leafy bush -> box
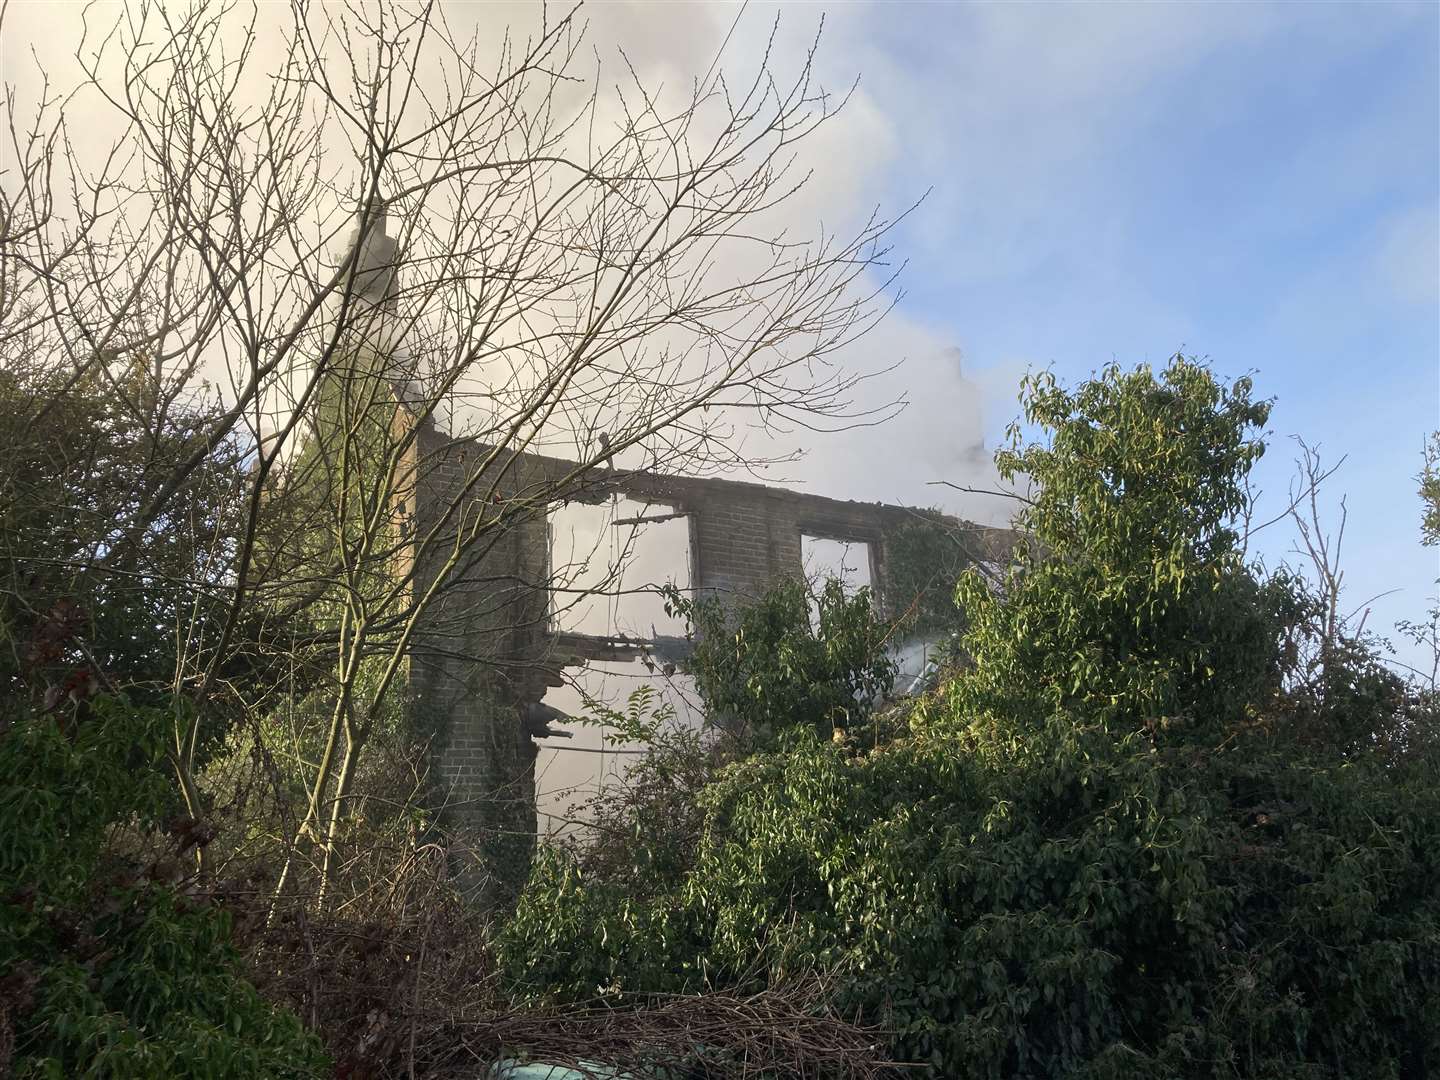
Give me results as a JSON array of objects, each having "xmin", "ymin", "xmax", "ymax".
[
  {"xmin": 560, "ymin": 686, "xmax": 724, "ymax": 895},
  {"xmin": 664, "ymin": 577, "xmax": 896, "ymax": 743},
  {"xmin": 0, "ymin": 363, "xmax": 243, "ymax": 716},
  {"xmin": 0, "ymin": 693, "xmax": 328, "ymax": 1079},
  {"xmin": 1421, "ymin": 432, "xmax": 1439, "ymax": 548},
  {"xmin": 500, "ymin": 358, "xmax": 1440, "ymax": 1078}
]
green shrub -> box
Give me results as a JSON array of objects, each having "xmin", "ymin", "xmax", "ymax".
[
  {"xmin": 0, "ymin": 695, "xmax": 328, "ymax": 1079},
  {"xmin": 664, "ymin": 576, "xmax": 896, "ymax": 743},
  {"xmin": 500, "ymin": 359, "xmax": 1440, "ymax": 1078}
]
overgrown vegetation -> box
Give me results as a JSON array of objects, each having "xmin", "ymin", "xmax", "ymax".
[
  {"xmin": 1422, "ymin": 431, "xmax": 1440, "ymax": 548},
  {"xmin": 7, "ymin": 337, "xmax": 1436, "ymax": 1078},
  {"xmin": 6, "ymin": 343, "xmax": 1437, "ymax": 1078},
  {"xmin": 0, "ymin": 362, "xmax": 243, "ymax": 712},
  {"xmin": 883, "ymin": 512, "xmax": 977, "ymax": 637},
  {"xmin": 665, "ymin": 577, "xmax": 897, "ymax": 743},
  {"xmin": 501, "ymin": 358, "xmax": 1440, "ymax": 1078},
  {"xmin": 0, "ymin": 683, "xmax": 328, "ymax": 1078}
]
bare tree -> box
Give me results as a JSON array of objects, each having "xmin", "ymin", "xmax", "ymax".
[{"xmin": 0, "ymin": 0, "xmax": 903, "ymax": 901}]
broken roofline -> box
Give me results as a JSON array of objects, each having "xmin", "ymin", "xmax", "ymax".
[{"xmin": 410, "ymin": 420, "xmax": 1017, "ymax": 566}]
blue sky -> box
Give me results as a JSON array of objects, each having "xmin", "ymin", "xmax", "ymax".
[{"xmin": 792, "ymin": 1, "xmax": 1438, "ymax": 658}]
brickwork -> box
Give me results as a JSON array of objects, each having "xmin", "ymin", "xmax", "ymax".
[
  {"xmin": 397, "ymin": 415, "xmax": 1015, "ymax": 903},
  {"xmin": 333, "ymin": 213, "xmax": 1015, "ymax": 902},
  {"xmin": 404, "ymin": 426, "xmax": 551, "ymax": 906},
  {"xmin": 608, "ymin": 468, "xmax": 1013, "ymax": 617}
]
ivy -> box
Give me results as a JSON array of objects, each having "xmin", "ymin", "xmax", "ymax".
[
  {"xmin": 663, "ymin": 577, "xmax": 896, "ymax": 744},
  {"xmin": 0, "ymin": 697, "xmax": 328, "ymax": 1079},
  {"xmin": 501, "ymin": 358, "xmax": 1439, "ymax": 1078}
]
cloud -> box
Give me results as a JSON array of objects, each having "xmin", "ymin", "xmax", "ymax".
[
  {"xmin": 1, "ymin": 0, "xmax": 1009, "ymax": 518},
  {"xmin": 1375, "ymin": 202, "xmax": 1440, "ymax": 309}
]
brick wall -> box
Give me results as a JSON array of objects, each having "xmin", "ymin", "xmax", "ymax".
[
  {"xmin": 400, "ymin": 419, "xmax": 1017, "ymax": 903},
  {"xmin": 405, "ymin": 425, "xmax": 551, "ymax": 906}
]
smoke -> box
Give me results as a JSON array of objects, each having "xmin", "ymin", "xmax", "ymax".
[
  {"xmin": 443, "ymin": 2, "xmax": 1023, "ymax": 829},
  {"xmin": 2, "ymin": 0, "xmax": 1023, "ymax": 830}
]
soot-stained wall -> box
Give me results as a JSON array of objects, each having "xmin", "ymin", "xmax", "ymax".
[{"xmin": 403, "ymin": 419, "xmax": 1014, "ymax": 903}]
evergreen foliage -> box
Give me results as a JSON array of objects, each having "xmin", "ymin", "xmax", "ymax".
[
  {"xmin": 500, "ymin": 358, "xmax": 1440, "ymax": 1078},
  {"xmin": 1422, "ymin": 432, "xmax": 1439, "ymax": 548},
  {"xmin": 952, "ymin": 361, "xmax": 1289, "ymax": 740},
  {"xmin": 0, "ymin": 693, "xmax": 328, "ymax": 1078},
  {"xmin": 0, "ymin": 363, "xmax": 242, "ymax": 712},
  {"xmin": 883, "ymin": 513, "xmax": 976, "ymax": 636},
  {"xmin": 663, "ymin": 577, "xmax": 896, "ymax": 742}
]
